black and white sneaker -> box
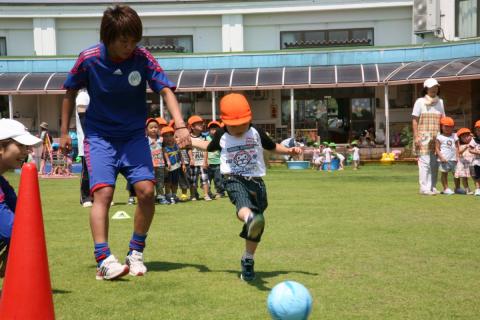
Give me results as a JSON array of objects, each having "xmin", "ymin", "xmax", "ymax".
[{"xmin": 240, "ymin": 258, "xmax": 255, "ymax": 281}]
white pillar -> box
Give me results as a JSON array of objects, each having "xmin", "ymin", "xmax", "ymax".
[
  {"xmin": 384, "ymin": 84, "xmax": 390, "ymax": 153},
  {"xmin": 290, "ymin": 88, "xmax": 295, "ymax": 139},
  {"xmin": 33, "ymin": 18, "xmax": 57, "ymax": 55},
  {"xmin": 211, "ymin": 92, "xmax": 216, "ymax": 120},
  {"xmin": 37, "ymin": 95, "xmax": 41, "ymax": 128},
  {"xmin": 222, "ymin": 14, "xmax": 244, "ymax": 52},
  {"xmin": 8, "ymin": 95, "xmax": 13, "ymax": 119},
  {"xmin": 160, "ymin": 94, "xmax": 164, "ymax": 118}
]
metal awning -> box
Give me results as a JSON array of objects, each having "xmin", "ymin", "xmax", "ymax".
[{"xmin": 1, "ymin": 57, "xmax": 479, "ymax": 94}]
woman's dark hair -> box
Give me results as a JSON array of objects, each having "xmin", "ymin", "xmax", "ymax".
[
  {"xmin": 100, "ymin": 5, "xmax": 142, "ymax": 46},
  {"xmin": 420, "ymin": 86, "xmax": 441, "ymax": 97}
]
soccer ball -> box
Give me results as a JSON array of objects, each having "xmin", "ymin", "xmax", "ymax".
[{"xmin": 267, "ymin": 281, "xmax": 313, "ymax": 320}]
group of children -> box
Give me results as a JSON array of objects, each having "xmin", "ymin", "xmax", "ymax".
[
  {"xmin": 435, "ymin": 117, "xmax": 480, "ymax": 195},
  {"xmin": 311, "ymin": 141, "xmax": 361, "ymax": 171},
  {"xmin": 139, "ymin": 115, "xmax": 226, "ymax": 205}
]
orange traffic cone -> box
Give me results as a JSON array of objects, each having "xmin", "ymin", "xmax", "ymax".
[{"xmin": 0, "ymin": 163, "xmax": 55, "ymax": 319}]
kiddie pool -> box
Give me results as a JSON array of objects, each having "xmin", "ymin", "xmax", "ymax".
[{"xmin": 286, "ymin": 161, "xmax": 310, "ymax": 170}]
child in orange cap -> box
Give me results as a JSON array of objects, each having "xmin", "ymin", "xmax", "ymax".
[
  {"xmin": 187, "ymin": 115, "xmax": 211, "ymax": 201},
  {"xmin": 146, "ymin": 118, "xmax": 169, "ymax": 205},
  {"xmin": 468, "ymin": 120, "xmax": 480, "ymax": 196},
  {"xmin": 206, "ymin": 121, "xmax": 225, "ymax": 198},
  {"xmin": 435, "ymin": 117, "xmax": 458, "ymax": 195},
  {"xmin": 191, "ymin": 93, "xmax": 302, "ymax": 282},
  {"xmin": 455, "ymin": 127, "xmax": 474, "ymax": 194},
  {"xmin": 162, "ymin": 126, "xmax": 185, "ymax": 203}
]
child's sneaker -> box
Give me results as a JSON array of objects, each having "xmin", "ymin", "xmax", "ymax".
[
  {"xmin": 125, "ymin": 250, "xmax": 147, "ymax": 276},
  {"xmin": 465, "ymin": 188, "xmax": 474, "ymax": 195},
  {"xmin": 240, "ymin": 258, "xmax": 255, "ymax": 281},
  {"xmin": 160, "ymin": 198, "xmax": 171, "ymax": 205},
  {"xmin": 454, "ymin": 188, "xmax": 466, "ymax": 195},
  {"xmin": 204, "ymin": 195, "xmax": 212, "ymax": 201},
  {"xmin": 179, "ymin": 194, "xmax": 190, "ymax": 202},
  {"xmin": 214, "ymin": 193, "xmax": 225, "ymax": 199},
  {"xmin": 442, "ymin": 188, "xmax": 454, "ymax": 195},
  {"xmin": 475, "ymin": 189, "xmax": 480, "ymax": 196},
  {"xmin": 169, "ymin": 196, "xmax": 176, "ymax": 204},
  {"xmin": 246, "ymin": 213, "xmax": 265, "ymax": 239},
  {"xmin": 82, "ymin": 201, "xmax": 93, "ymax": 208},
  {"xmin": 127, "ymin": 197, "xmax": 136, "ymax": 205},
  {"xmin": 96, "ymin": 255, "xmax": 129, "ymax": 280},
  {"xmin": 190, "ymin": 195, "xmax": 198, "ymax": 201}
]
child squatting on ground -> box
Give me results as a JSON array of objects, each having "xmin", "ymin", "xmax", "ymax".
[
  {"xmin": 191, "ymin": 93, "xmax": 302, "ymax": 281},
  {"xmin": 0, "ymin": 119, "xmax": 42, "ymax": 279},
  {"xmin": 60, "ymin": 5, "xmax": 190, "ymax": 280}
]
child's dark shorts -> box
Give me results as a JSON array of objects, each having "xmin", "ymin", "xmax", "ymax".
[
  {"xmin": 472, "ymin": 165, "xmax": 480, "ymax": 180},
  {"xmin": 224, "ymin": 175, "xmax": 268, "ymax": 242}
]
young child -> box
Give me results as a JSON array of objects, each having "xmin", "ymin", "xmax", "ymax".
[
  {"xmin": 191, "ymin": 93, "xmax": 302, "ymax": 282},
  {"xmin": 163, "ymin": 126, "xmax": 185, "ymax": 204},
  {"xmin": 146, "ymin": 118, "xmax": 169, "ymax": 205},
  {"xmin": 60, "ymin": 5, "xmax": 190, "ymax": 280},
  {"xmin": 469, "ymin": 120, "xmax": 480, "ymax": 196},
  {"xmin": 330, "ymin": 143, "xmax": 345, "ymax": 170},
  {"xmin": 350, "ymin": 140, "xmax": 360, "ymax": 170},
  {"xmin": 0, "ymin": 119, "xmax": 42, "ymax": 278},
  {"xmin": 187, "ymin": 115, "xmax": 211, "ymax": 201},
  {"xmin": 38, "ymin": 122, "xmax": 52, "ymax": 175},
  {"xmin": 455, "ymin": 128, "xmax": 474, "ymax": 195},
  {"xmin": 435, "ymin": 117, "xmax": 458, "ymax": 195},
  {"xmin": 311, "ymin": 142, "xmax": 323, "ymax": 170},
  {"xmin": 323, "ymin": 142, "xmax": 332, "ymax": 172},
  {"xmin": 206, "ymin": 120, "xmax": 225, "ymax": 198}
]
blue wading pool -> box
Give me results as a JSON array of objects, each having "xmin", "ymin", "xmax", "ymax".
[{"xmin": 286, "ymin": 161, "xmax": 310, "ymax": 169}]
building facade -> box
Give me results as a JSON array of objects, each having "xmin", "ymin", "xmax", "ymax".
[{"xmin": 0, "ymin": 0, "xmax": 479, "ymax": 148}]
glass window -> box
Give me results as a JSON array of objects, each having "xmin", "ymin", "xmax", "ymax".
[
  {"xmin": 281, "ymin": 28, "xmax": 373, "ymax": 49},
  {"xmin": 352, "ymin": 29, "xmax": 373, "ymax": 42},
  {"xmin": 456, "ymin": 0, "xmax": 479, "ymax": 38},
  {"xmin": 328, "ymin": 30, "xmax": 348, "ymax": 42},
  {"xmin": 140, "ymin": 35, "xmax": 193, "ymax": 53},
  {"xmin": 0, "ymin": 37, "xmax": 6, "ymax": 56}
]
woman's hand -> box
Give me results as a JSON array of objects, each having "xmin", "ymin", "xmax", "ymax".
[{"xmin": 175, "ymin": 127, "xmax": 191, "ymax": 148}]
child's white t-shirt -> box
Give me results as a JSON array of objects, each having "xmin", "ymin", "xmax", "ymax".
[
  {"xmin": 324, "ymin": 147, "xmax": 332, "ymax": 162},
  {"xmin": 352, "ymin": 147, "xmax": 360, "ymax": 161},
  {"xmin": 436, "ymin": 134, "xmax": 458, "ymax": 162},
  {"xmin": 469, "ymin": 138, "xmax": 480, "ymax": 166}
]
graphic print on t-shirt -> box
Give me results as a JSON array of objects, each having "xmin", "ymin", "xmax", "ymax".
[{"xmin": 225, "ymin": 137, "xmax": 258, "ymax": 175}]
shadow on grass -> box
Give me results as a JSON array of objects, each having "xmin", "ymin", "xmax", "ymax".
[
  {"xmin": 145, "ymin": 261, "xmax": 211, "ymax": 273},
  {"xmin": 52, "ymin": 289, "xmax": 72, "ymax": 294},
  {"xmin": 218, "ymin": 269, "xmax": 318, "ymax": 291}
]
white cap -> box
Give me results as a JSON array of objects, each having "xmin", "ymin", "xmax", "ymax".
[
  {"xmin": 423, "ymin": 78, "xmax": 439, "ymax": 88},
  {"xmin": 0, "ymin": 119, "xmax": 42, "ymax": 146}
]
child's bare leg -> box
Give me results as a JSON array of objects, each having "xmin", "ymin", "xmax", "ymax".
[
  {"xmin": 245, "ymin": 240, "xmax": 258, "ymax": 256},
  {"xmin": 132, "ymin": 181, "xmax": 155, "ymax": 235},
  {"xmin": 441, "ymin": 172, "xmax": 448, "ymax": 190},
  {"xmin": 202, "ymin": 183, "xmax": 210, "ymax": 198},
  {"xmin": 90, "ymin": 186, "xmax": 114, "ymax": 243},
  {"xmin": 453, "ymin": 177, "xmax": 460, "ymax": 190}
]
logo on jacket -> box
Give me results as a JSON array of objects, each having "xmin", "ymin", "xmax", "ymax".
[{"xmin": 128, "ymin": 71, "xmax": 141, "ymax": 86}]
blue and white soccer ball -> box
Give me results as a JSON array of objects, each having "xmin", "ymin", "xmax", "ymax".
[{"xmin": 267, "ymin": 281, "xmax": 313, "ymax": 320}]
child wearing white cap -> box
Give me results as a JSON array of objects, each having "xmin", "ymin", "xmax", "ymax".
[{"xmin": 0, "ymin": 119, "xmax": 41, "ymax": 277}]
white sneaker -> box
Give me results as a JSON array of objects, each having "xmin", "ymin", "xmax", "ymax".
[
  {"xmin": 475, "ymin": 189, "xmax": 480, "ymax": 196},
  {"xmin": 125, "ymin": 250, "xmax": 147, "ymax": 276},
  {"xmin": 442, "ymin": 188, "xmax": 455, "ymax": 195},
  {"xmin": 82, "ymin": 201, "xmax": 93, "ymax": 208},
  {"xmin": 96, "ymin": 255, "xmax": 129, "ymax": 280},
  {"xmin": 420, "ymin": 190, "xmax": 436, "ymax": 196},
  {"xmin": 432, "ymin": 188, "xmax": 441, "ymax": 195}
]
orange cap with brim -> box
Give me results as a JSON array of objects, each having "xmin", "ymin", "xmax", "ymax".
[
  {"xmin": 220, "ymin": 93, "xmax": 252, "ymax": 126},
  {"xmin": 440, "ymin": 116, "xmax": 454, "ymax": 127},
  {"xmin": 208, "ymin": 120, "xmax": 222, "ymax": 128},
  {"xmin": 475, "ymin": 120, "xmax": 480, "ymax": 128},
  {"xmin": 188, "ymin": 115, "xmax": 204, "ymax": 126},
  {"xmin": 155, "ymin": 117, "xmax": 167, "ymax": 126},
  {"xmin": 160, "ymin": 126, "xmax": 174, "ymax": 136},
  {"xmin": 145, "ymin": 118, "xmax": 159, "ymax": 126},
  {"xmin": 456, "ymin": 128, "xmax": 471, "ymax": 137}
]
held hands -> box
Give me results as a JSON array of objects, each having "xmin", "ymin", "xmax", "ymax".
[
  {"xmin": 288, "ymin": 147, "xmax": 303, "ymax": 156},
  {"xmin": 175, "ymin": 127, "xmax": 191, "ymax": 148},
  {"xmin": 60, "ymin": 133, "xmax": 72, "ymax": 155}
]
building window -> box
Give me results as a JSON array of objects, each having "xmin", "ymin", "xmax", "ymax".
[
  {"xmin": 0, "ymin": 37, "xmax": 6, "ymax": 56},
  {"xmin": 281, "ymin": 28, "xmax": 373, "ymax": 49},
  {"xmin": 456, "ymin": 0, "xmax": 480, "ymax": 38},
  {"xmin": 140, "ymin": 35, "xmax": 193, "ymax": 53}
]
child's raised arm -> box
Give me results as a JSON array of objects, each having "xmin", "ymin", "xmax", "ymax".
[{"xmin": 274, "ymin": 143, "xmax": 303, "ymax": 157}]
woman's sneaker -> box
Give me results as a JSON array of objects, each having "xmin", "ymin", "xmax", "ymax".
[
  {"xmin": 240, "ymin": 258, "xmax": 255, "ymax": 281},
  {"xmin": 96, "ymin": 255, "xmax": 129, "ymax": 280},
  {"xmin": 127, "ymin": 197, "xmax": 136, "ymax": 205},
  {"xmin": 125, "ymin": 250, "xmax": 147, "ymax": 276},
  {"xmin": 442, "ymin": 188, "xmax": 455, "ymax": 195}
]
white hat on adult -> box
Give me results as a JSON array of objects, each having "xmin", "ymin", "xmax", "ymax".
[
  {"xmin": 0, "ymin": 118, "xmax": 42, "ymax": 146},
  {"xmin": 423, "ymin": 78, "xmax": 439, "ymax": 88}
]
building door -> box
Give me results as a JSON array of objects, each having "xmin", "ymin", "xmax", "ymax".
[{"xmin": 350, "ymin": 98, "xmax": 375, "ymax": 142}]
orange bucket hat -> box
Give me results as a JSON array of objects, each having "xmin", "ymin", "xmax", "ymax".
[
  {"xmin": 155, "ymin": 117, "xmax": 167, "ymax": 126},
  {"xmin": 440, "ymin": 116, "xmax": 454, "ymax": 127},
  {"xmin": 145, "ymin": 118, "xmax": 159, "ymax": 126},
  {"xmin": 456, "ymin": 128, "xmax": 471, "ymax": 137},
  {"xmin": 160, "ymin": 126, "xmax": 174, "ymax": 136},
  {"xmin": 188, "ymin": 115, "xmax": 204, "ymax": 126},
  {"xmin": 220, "ymin": 93, "xmax": 252, "ymax": 126},
  {"xmin": 207, "ymin": 120, "xmax": 222, "ymax": 128},
  {"xmin": 475, "ymin": 120, "xmax": 480, "ymax": 128}
]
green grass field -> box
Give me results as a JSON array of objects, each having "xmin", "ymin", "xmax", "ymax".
[{"xmin": 1, "ymin": 164, "xmax": 480, "ymax": 319}]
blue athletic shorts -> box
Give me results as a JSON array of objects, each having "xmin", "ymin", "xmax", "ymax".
[{"xmin": 84, "ymin": 134, "xmax": 154, "ymax": 193}]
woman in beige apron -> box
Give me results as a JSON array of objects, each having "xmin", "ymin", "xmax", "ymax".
[{"xmin": 412, "ymin": 78, "xmax": 445, "ymax": 195}]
